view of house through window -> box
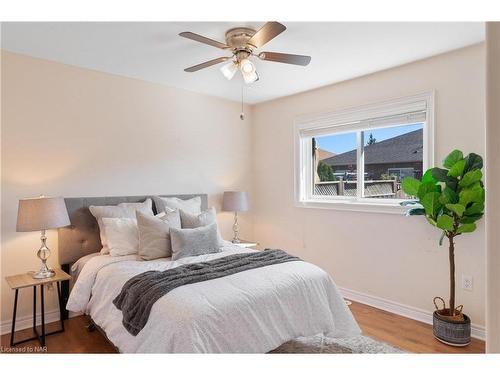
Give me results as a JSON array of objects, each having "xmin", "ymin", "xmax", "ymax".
[
  {"xmin": 313, "ymin": 131, "xmax": 358, "ymax": 197},
  {"xmin": 313, "ymin": 123, "xmax": 424, "ymax": 200}
]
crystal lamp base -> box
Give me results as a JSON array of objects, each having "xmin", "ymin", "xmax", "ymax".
[
  {"xmin": 31, "ymin": 229, "xmax": 56, "ymax": 279},
  {"xmin": 32, "ymin": 268, "xmax": 56, "ymax": 279}
]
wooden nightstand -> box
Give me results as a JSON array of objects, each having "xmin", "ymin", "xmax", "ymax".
[
  {"xmin": 5, "ymin": 269, "xmax": 71, "ymax": 347},
  {"xmin": 232, "ymin": 240, "xmax": 259, "ymax": 249}
]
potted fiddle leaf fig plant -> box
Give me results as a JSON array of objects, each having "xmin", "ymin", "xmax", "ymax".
[{"xmin": 400, "ymin": 150, "xmax": 484, "ymax": 346}]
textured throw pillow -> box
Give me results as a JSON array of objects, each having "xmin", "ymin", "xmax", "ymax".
[
  {"xmin": 153, "ymin": 196, "xmax": 201, "ymax": 215},
  {"xmin": 102, "ymin": 218, "xmax": 139, "ymax": 256},
  {"xmin": 180, "ymin": 207, "xmax": 224, "ymax": 245},
  {"xmin": 179, "ymin": 207, "xmax": 216, "ymax": 228},
  {"xmin": 170, "ymin": 223, "xmax": 220, "ymax": 261},
  {"xmin": 136, "ymin": 210, "xmax": 181, "ymax": 260},
  {"xmin": 89, "ymin": 198, "xmax": 153, "ymax": 254}
]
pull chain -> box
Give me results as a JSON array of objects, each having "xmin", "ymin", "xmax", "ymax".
[{"xmin": 240, "ymin": 83, "xmax": 245, "ymax": 121}]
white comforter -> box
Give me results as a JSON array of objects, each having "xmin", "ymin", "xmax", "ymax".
[{"xmin": 67, "ymin": 244, "xmax": 360, "ymax": 353}]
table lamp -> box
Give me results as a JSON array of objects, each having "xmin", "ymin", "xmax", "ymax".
[
  {"xmin": 222, "ymin": 191, "xmax": 248, "ymax": 243},
  {"xmin": 16, "ymin": 196, "xmax": 70, "ymax": 279}
]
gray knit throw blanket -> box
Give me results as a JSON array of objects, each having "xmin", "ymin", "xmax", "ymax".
[{"xmin": 113, "ymin": 249, "xmax": 300, "ymax": 335}]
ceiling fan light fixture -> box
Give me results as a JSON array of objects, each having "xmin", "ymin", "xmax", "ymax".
[
  {"xmin": 180, "ymin": 22, "xmax": 312, "ymax": 87},
  {"xmin": 220, "ymin": 61, "xmax": 238, "ymax": 80}
]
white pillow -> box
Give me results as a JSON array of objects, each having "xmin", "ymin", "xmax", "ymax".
[
  {"xmin": 179, "ymin": 206, "xmax": 216, "ymax": 228},
  {"xmin": 89, "ymin": 198, "xmax": 153, "ymax": 254},
  {"xmin": 120, "ymin": 199, "xmax": 153, "ymax": 215},
  {"xmin": 102, "ymin": 218, "xmax": 139, "ymax": 256},
  {"xmin": 136, "ymin": 210, "xmax": 181, "ymax": 260},
  {"xmin": 158, "ymin": 196, "xmax": 201, "ymax": 215}
]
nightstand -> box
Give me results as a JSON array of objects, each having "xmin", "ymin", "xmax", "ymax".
[
  {"xmin": 5, "ymin": 269, "xmax": 71, "ymax": 347},
  {"xmin": 232, "ymin": 240, "xmax": 259, "ymax": 249}
]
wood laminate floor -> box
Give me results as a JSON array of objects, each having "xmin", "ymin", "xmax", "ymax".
[
  {"xmin": 349, "ymin": 302, "xmax": 484, "ymax": 353},
  {"xmin": 0, "ymin": 301, "xmax": 485, "ymax": 354}
]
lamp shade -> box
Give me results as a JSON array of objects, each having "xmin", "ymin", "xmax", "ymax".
[
  {"xmin": 220, "ymin": 61, "xmax": 238, "ymax": 80},
  {"xmin": 16, "ymin": 196, "xmax": 70, "ymax": 232},
  {"xmin": 222, "ymin": 191, "xmax": 248, "ymax": 212}
]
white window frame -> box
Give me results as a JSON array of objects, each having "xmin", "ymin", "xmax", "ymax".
[{"xmin": 294, "ymin": 91, "xmax": 435, "ymax": 214}]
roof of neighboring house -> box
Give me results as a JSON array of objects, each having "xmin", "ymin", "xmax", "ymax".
[
  {"xmin": 317, "ymin": 148, "xmax": 336, "ymax": 160},
  {"xmin": 322, "ymin": 129, "xmax": 423, "ymax": 167}
]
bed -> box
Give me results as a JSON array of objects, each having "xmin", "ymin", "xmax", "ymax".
[{"xmin": 59, "ymin": 194, "xmax": 360, "ymax": 353}]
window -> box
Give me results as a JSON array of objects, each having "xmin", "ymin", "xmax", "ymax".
[{"xmin": 295, "ymin": 92, "xmax": 434, "ymax": 213}]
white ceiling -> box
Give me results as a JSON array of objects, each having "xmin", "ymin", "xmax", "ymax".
[{"xmin": 1, "ymin": 22, "xmax": 484, "ymax": 104}]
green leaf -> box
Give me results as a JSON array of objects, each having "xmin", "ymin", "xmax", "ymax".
[
  {"xmin": 460, "ymin": 213, "xmax": 483, "ymax": 224},
  {"xmin": 447, "ymin": 159, "xmax": 466, "ymax": 178},
  {"xmin": 456, "ymin": 223, "xmax": 477, "ymax": 234},
  {"xmin": 421, "ymin": 192, "xmax": 442, "ymax": 218},
  {"xmin": 459, "ymin": 184, "xmax": 484, "ymax": 206},
  {"xmin": 445, "ymin": 178, "xmax": 458, "ymax": 191},
  {"xmin": 458, "ymin": 169, "xmax": 483, "ymax": 189},
  {"xmin": 405, "ymin": 208, "xmax": 425, "ymax": 216},
  {"xmin": 464, "ymin": 202, "xmax": 484, "ymax": 216},
  {"xmin": 443, "ymin": 150, "xmax": 464, "ymax": 169},
  {"xmin": 440, "ymin": 187, "xmax": 459, "ymax": 205},
  {"xmin": 401, "ymin": 177, "xmax": 421, "ymax": 197},
  {"xmin": 421, "ymin": 169, "xmax": 437, "ymax": 184},
  {"xmin": 437, "ymin": 214, "xmax": 454, "ymax": 231},
  {"xmin": 445, "ymin": 203, "xmax": 465, "ymax": 217},
  {"xmin": 431, "ymin": 167, "xmax": 450, "ymax": 182},
  {"xmin": 417, "ymin": 182, "xmax": 441, "ymax": 201},
  {"xmin": 463, "ymin": 153, "xmax": 483, "ymax": 174}
]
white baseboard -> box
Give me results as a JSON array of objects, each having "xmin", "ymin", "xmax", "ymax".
[
  {"xmin": 340, "ymin": 287, "xmax": 486, "ymax": 341},
  {"xmin": 0, "ymin": 310, "xmax": 82, "ymax": 336}
]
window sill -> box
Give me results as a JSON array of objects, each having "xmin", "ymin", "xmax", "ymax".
[{"xmin": 295, "ymin": 199, "xmax": 406, "ymax": 215}]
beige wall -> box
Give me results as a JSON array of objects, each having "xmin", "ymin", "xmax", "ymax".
[
  {"xmin": 0, "ymin": 51, "xmax": 254, "ymax": 329},
  {"xmin": 252, "ymin": 44, "xmax": 486, "ymax": 327},
  {"xmin": 486, "ymin": 22, "xmax": 500, "ymax": 353},
  {"xmin": 0, "ymin": 44, "xmax": 488, "ymax": 337}
]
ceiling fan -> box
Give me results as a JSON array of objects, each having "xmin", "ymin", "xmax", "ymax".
[{"xmin": 179, "ymin": 22, "xmax": 311, "ymax": 84}]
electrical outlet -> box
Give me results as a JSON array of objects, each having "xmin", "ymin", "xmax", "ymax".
[{"xmin": 462, "ymin": 275, "xmax": 473, "ymax": 291}]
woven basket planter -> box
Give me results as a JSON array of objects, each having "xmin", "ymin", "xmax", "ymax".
[{"xmin": 433, "ymin": 309, "xmax": 471, "ymax": 346}]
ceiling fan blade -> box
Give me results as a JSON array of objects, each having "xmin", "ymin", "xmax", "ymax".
[
  {"xmin": 184, "ymin": 57, "xmax": 230, "ymax": 72},
  {"xmin": 179, "ymin": 31, "xmax": 229, "ymax": 50},
  {"xmin": 247, "ymin": 22, "xmax": 286, "ymax": 48},
  {"xmin": 258, "ymin": 52, "xmax": 311, "ymax": 66}
]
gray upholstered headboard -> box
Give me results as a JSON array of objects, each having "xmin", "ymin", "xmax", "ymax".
[{"xmin": 58, "ymin": 194, "xmax": 208, "ymax": 266}]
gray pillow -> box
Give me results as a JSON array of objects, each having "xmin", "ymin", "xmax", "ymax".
[
  {"xmin": 180, "ymin": 207, "xmax": 224, "ymax": 245},
  {"xmin": 170, "ymin": 223, "xmax": 220, "ymax": 261},
  {"xmin": 136, "ymin": 210, "xmax": 181, "ymax": 260}
]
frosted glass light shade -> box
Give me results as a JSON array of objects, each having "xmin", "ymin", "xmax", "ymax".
[
  {"xmin": 220, "ymin": 61, "xmax": 238, "ymax": 80},
  {"xmin": 239, "ymin": 58, "xmax": 255, "ymax": 74},
  {"xmin": 242, "ymin": 70, "xmax": 259, "ymax": 84}
]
